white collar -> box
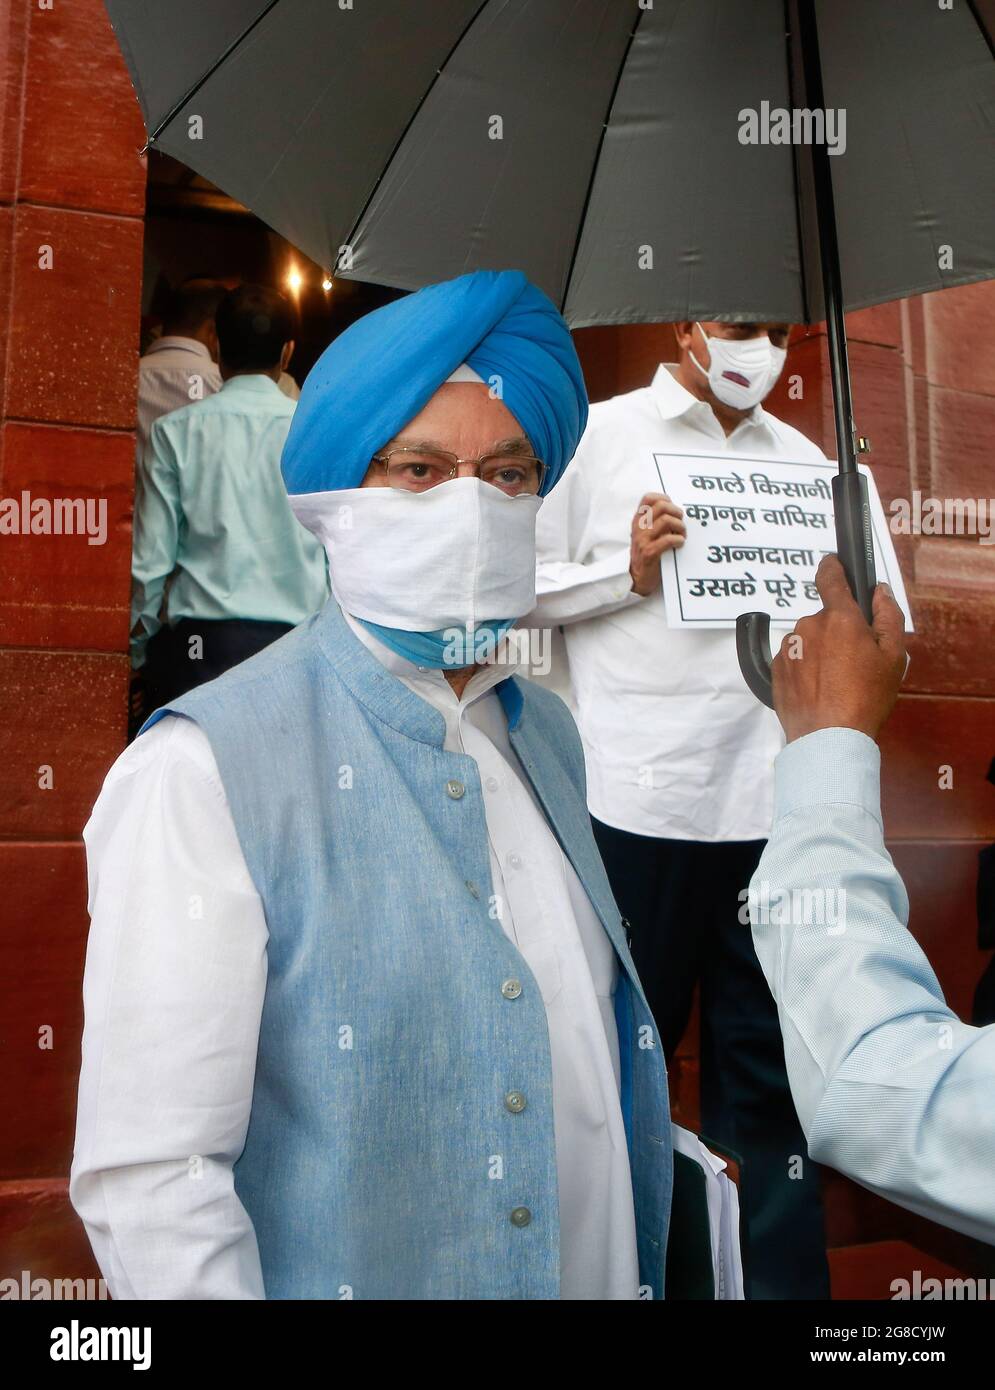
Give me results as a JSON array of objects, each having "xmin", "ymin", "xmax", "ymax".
[
  {"xmin": 144, "ymin": 335, "xmax": 214, "ymax": 360},
  {"xmin": 649, "ymin": 362, "xmax": 773, "ymax": 435},
  {"xmin": 219, "ymin": 373, "xmax": 285, "ymax": 397}
]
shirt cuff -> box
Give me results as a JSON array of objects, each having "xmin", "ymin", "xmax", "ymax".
[
  {"xmin": 772, "ymin": 727, "xmax": 882, "ymax": 826},
  {"xmin": 129, "ymin": 630, "xmax": 152, "ymax": 670},
  {"xmin": 590, "ymin": 572, "xmax": 641, "ymax": 609}
]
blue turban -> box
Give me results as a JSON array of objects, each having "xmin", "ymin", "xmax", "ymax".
[{"xmin": 281, "ymin": 269, "xmax": 588, "ymax": 498}]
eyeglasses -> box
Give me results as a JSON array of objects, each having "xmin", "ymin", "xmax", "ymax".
[{"xmin": 371, "ymin": 447, "xmax": 546, "ymax": 497}]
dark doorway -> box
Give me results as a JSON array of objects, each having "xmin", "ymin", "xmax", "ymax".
[{"xmin": 142, "ymin": 151, "xmax": 404, "ymax": 384}]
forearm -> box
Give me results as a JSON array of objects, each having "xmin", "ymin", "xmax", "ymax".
[
  {"xmin": 533, "ymin": 453, "xmax": 645, "ymax": 626},
  {"xmin": 750, "ymin": 728, "xmax": 995, "ymax": 1244},
  {"xmin": 533, "ymin": 551, "xmax": 642, "ymax": 626},
  {"xmin": 72, "ymin": 718, "xmax": 270, "ymax": 1296},
  {"xmin": 130, "ymin": 436, "xmax": 180, "ymax": 667},
  {"xmin": 129, "ymin": 580, "xmax": 166, "ymax": 668},
  {"xmin": 71, "ymin": 928, "xmax": 267, "ymax": 1299},
  {"xmin": 70, "ymin": 1157, "xmax": 265, "ymax": 1300}
]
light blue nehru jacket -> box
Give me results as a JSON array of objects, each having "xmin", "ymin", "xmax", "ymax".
[{"xmin": 141, "ymin": 600, "xmax": 673, "ymax": 1299}]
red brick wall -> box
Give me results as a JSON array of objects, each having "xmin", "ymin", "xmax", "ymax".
[
  {"xmin": 0, "ymin": 0, "xmax": 144, "ymax": 1280},
  {"xmin": 1, "ymin": 0, "xmax": 992, "ymax": 1296}
]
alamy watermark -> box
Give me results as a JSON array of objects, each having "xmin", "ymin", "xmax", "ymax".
[
  {"xmin": 0, "ymin": 490, "xmax": 107, "ymax": 546},
  {"xmin": 441, "ymin": 624, "xmax": 551, "ymax": 674},
  {"xmin": 50, "ymin": 1320, "xmax": 150, "ymax": 1370},
  {"xmin": 1, "ymin": 1269, "xmax": 109, "ymax": 1299},
  {"xmin": 892, "ymin": 1271, "xmax": 995, "ymax": 1300},
  {"xmin": 890, "ymin": 491, "xmax": 994, "ymax": 544},
  {"xmin": 739, "ymin": 101, "xmax": 846, "ymax": 156},
  {"xmin": 741, "ymin": 881, "xmax": 848, "ymax": 935}
]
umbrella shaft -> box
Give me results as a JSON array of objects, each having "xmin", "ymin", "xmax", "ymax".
[{"xmin": 795, "ymin": 0, "xmax": 858, "ymax": 476}]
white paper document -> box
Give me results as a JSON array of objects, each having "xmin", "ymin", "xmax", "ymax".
[{"xmin": 652, "ymin": 451, "xmax": 914, "ymax": 631}]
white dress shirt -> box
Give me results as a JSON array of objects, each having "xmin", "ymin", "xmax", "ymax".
[
  {"xmin": 71, "ymin": 612, "xmax": 639, "ymax": 1300},
  {"xmin": 137, "ymin": 337, "xmax": 223, "ymax": 461},
  {"xmin": 530, "ymin": 364, "xmax": 828, "ymax": 843}
]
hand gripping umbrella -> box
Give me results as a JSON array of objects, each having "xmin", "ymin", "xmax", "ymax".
[{"xmin": 106, "ymin": 0, "xmax": 995, "ymax": 703}]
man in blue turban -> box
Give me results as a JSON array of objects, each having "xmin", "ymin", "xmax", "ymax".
[{"xmin": 71, "ymin": 271, "xmax": 675, "ymax": 1301}]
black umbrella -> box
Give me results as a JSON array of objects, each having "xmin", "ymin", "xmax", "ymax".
[{"xmin": 106, "ymin": 0, "xmax": 995, "ymax": 702}]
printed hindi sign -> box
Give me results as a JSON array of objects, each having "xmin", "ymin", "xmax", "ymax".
[{"xmin": 653, "ymin": 452, "xmax": 914, "ymax": 631}]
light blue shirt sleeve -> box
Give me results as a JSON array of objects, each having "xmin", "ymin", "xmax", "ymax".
[
  {"xmin": 130, "ymin": 421, "xmax": 182, "ymax": 669},
  {"xmin": 750, "ymin": 727, "xmax": 995, "ymax": 1246},
  {"xmin": 129, "ymin": 377, "xmax": 329, "ymax": 672}
]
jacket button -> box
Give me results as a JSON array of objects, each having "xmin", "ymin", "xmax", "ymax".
[
  {"xmin": 510, "ymin": 1207, "xmax": 532, "ymax": 1227},
  {"xmin": 504, "ymin": 1090, "xmax": 527, "ymax": 1113},
  {"xmin": 501, "ymin": 978, "xmax": 522, "ymax": 999},
  {"xmin": 445, "ymin": 779, "xmax": 465, "ymax": 799}
]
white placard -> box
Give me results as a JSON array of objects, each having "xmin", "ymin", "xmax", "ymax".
[{"xmin": 652, "ymin": 451, "xmax": 914, "ymax": 631}]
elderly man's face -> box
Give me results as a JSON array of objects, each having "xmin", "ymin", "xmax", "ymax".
[{"xmin": 360, "ymin": 383, "xmax": 531, "ymax": 488}]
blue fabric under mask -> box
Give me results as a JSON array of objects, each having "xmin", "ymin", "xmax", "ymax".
[{"xmin": 356, "ymin": 617, "xmax": 519, "ymax": 669}]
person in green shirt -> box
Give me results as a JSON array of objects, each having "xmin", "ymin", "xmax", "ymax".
[{"xmin": 130, "ymin": 284, "xmax": 329, "ymax": 732}]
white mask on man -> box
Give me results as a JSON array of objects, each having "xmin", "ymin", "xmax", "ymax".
[
  {"xmin": 290, "ymin": 475, "xmax": 540, "ymax": 633},
  {"xmin": 689, "ymin": 323, "xmax": 787, "ymax": 409}
]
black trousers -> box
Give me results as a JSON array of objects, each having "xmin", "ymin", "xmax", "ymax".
[
  {"xmin": 133, "ymin": 617, "xmax": 294, "ymax": 737},
  {"xmin": 592, "ymin": 819, "xmax": 831, "ymax": 1300}
]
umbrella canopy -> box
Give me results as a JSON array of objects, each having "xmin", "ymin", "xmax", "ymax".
[{"xmin": 107, "ymin": 0, "xmax": 995, "ymax": 327}]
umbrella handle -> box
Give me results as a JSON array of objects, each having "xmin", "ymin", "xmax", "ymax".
[
  {"xmin": 735, "ymin": 610, "xmax": 775, "ymax": 708},
  {"xmin": 735, "ymin": 470, "xmax": 877, "ymax": 709}
]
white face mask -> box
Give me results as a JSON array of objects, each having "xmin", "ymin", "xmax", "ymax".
[
  {"xmin": 289, "ymin": 476, "xmax": 540, "ymax": 631},
  {"xmin": 689, "ymin": 323, "xmax": 787, "ymax": 409}
]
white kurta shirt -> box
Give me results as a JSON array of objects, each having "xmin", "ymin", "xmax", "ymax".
[
  {"xmin": 137, "ymin": 337, "xmax": 223, "ymax": 461},
  {"xmin": 530, "ymin": 364, "xmax": 828, "ymax": 843},
  {"xmin": 71, "ymin": 611, "xmax": 639, "ymax": 1300}
]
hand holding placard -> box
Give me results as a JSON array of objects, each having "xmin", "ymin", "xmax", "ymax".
[{"xmin": 629, "ymin": 492, "xmax": 686, "ymax": 596}]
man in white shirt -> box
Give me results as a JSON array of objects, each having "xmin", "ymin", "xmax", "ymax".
[
  {"xmin": 71, "ymin": 270, "xmax": 670, "ymax": 1300},
  {"xmin": 136, "ymin": 280, "xmax": 226, "ymax": 460},
  {"xmin": 531, "ymin": 321, "xmax": 830, "ymax": 1299}
]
